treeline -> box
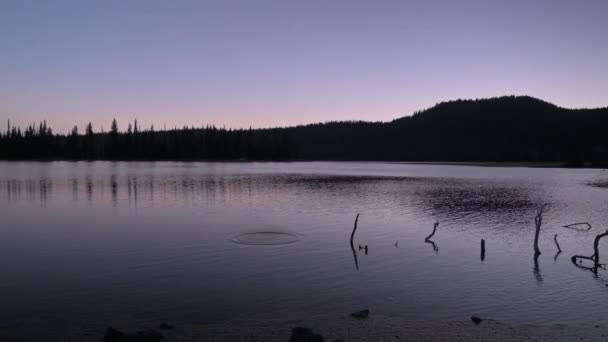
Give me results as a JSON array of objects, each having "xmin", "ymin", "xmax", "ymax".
[
  {"xmin": 1, "ymin": 96, "xmax": 608, "ymax": 163},
  {"xmin": 0, "ymin": 119, "xmax": 292, "ymax": 160}
]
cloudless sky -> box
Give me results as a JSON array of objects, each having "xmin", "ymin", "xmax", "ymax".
[{"xmin": 1, "ymin": 0, "xmax": 607, "ymax": 133}]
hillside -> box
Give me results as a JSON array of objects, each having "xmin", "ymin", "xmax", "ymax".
[{"xmin": 287, "ymin": 96, "xmax": 608, "ymax": 163}]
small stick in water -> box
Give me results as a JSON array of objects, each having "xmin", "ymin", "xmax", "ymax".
[
  {"xmin": 425, "ymin": 221, "xmax": 439, "ymax": 242},
  {"xmin": 481, "ymin": 239, "xmax": 486, "ymax": 261},
  {"xmin": 350, "ymin": 214, "xmax": 360, "ymax": 249},
  {"xmin": 554, "ymin": 234, "xmax": 561, "ymax": 252},
  {"xmin": 350, "ymin": 214, "xmax": 360, "ymax": 271},
  {"xmin": 533, "ymin": 204, "xmax": 549, "ymax": 256},
  {"xmin": 563, "ymin": 222, "xmax": 592, "ymax": 231}
]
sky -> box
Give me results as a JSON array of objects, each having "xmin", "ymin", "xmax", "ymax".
[{"xmin": 1, "ymin": 0, "xmax": 607, "ymax": 134}]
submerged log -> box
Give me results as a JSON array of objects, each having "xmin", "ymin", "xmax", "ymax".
[{"xmin": 350, "ymin": 309, "xmax": 370, "ymax": 319}]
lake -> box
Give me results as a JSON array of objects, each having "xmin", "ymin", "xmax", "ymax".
[{"xmin": 1, "ymin": 161, "xmax": 608, "ymax": 328}]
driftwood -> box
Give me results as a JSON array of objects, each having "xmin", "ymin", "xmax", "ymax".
[
  {"xmin": 554, "ymin": 234, "xmax": 562, "ymax": 253},
  {"xmin": 480, "ymin": 239, "xmax": 486, "ymax": 261},
  {"xmin": 571, "ymin": 229, "xmax": 608, "ymax": 273},
  {"xmin": 533, "ymin": 204, "xmax": 549, "ymax": 256},
  {"xmin": 563, "ymin": 222, "xmax": 592, "ymax": 232},
  {"xmin": 350, "ymin": 214, "xmax": 360, "ymax": 271},
  {"xmin": 424, "ymin": 221, "xmax": 439, "ymax": 252},
  {"xmin": 425, "ymin": 222, "xmax": 439, "ymax": 241}
]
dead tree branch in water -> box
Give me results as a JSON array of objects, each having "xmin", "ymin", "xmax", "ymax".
[
  {"xmin": 350, "ymin": 214, "xmax": 360, "ymax": 271},
  {"xmin": 563, "ymin": 222, "xmax": 592, "ymax": 232},
  {"xmin": 480, "ymin": 239, "xmax": 486, "ymax": 261},
  {"xmin": 571, "ymin": 229, "xmax": 608, "ymax": 273},
  {"xmin": 425, "ymin": 222, "xmax": 439, "ymax": 242},
  {"xmin": 554, "ymin": 250, "xmax": 561, "ymax": 263},
  {"xmin": 554, "ymin": 234, "xmax": 562, "ymax": 253},
  {"xmin": 350, "ymin": 214, "xmax": 360, "ymax": 248},
  {"xmin": 424, "ymin": 221, "xmax": 439, "ymax": 252},
  {"xmin": 533, "ymin": 204, "xmax": 549, "ymax": 256},
  {"xmin": 553, "ymin": 234, "xmax": 562, "ymax": 262}
]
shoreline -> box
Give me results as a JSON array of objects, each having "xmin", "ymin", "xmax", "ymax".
[
  {"xmin": 4, "ymin": 314, "xmax": 608, "ymax": 341},
  {"xmin": 0, "ymin": 159, "xmax": 606, "ymax": 169}
]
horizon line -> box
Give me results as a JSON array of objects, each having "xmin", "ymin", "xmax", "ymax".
[{"xmin": 4, "ymin": 94, "xmax": 608, "ymax": 135}]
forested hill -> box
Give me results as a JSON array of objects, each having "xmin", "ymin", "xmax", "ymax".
[{"xmin": 1, "ymin": 96, "xmax": 608, "ymax": 163}]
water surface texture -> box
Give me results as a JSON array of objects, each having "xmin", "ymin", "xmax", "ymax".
[{"xmin": 1, "ymin": 161, "xmax": 608, "ymax": 325}]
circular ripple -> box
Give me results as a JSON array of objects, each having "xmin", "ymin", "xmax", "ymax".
[{"xmin": 231, "ymin": 232, "xmax": 299, "ymax": 246}]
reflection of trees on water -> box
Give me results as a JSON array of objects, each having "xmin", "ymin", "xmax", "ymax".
[
  {"xmin": 71, "ymin": 177, "xmax": 78, "ymax": 202},
  {"xmin": 0, "ymin": 175, "xmax": 543, "ymax": 224},
  {"xmin": 111, "ymin": 175, "xmax": 118, "ymax": 207},
  {"xmin": 0, "ymin": 178, "xmax": 52, "ymax": 207}
]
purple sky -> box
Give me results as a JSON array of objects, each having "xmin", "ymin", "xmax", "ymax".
[{"xmin": 1, "ymin": 0, "xmax": 607, "ymax": 133}]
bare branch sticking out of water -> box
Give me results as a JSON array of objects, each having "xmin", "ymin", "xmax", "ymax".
[
  {"xmin": 554, "ymin": 234, "xmax": 562, "ymax": 253},
  {"xmin": 533, "ymin": 204, "xmax": 549, "ymax": 256},
  {"xmin": 563, "ymin": 222, "xmax": 592, "ymax": 232},
  {"xmin": 424, "ymin": 222, "xmax": 439, "ymax": 253},
  {"xmin": 350, "ymin": 214, "xmax": 360, "ymax": 271},
  {"xmin": 425, "ymin": 222, "xmax": 439, "ymax": 242},
  {"xmin": 554, "ymin": 250, "xmax": 562, "ymax": 263},
  {"xmin": 350, "ymin": 213, "xmax": 360, "ymax": 248},
  {"xmin": 571, "ymin": 229, "xmax": 608, "ymax": 273},
  {"xmin": 481, "ymin": 239, "xmax": 486, "ymax": 261}
]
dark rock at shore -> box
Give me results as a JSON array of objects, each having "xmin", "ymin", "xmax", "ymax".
[
  {"xmin": 350, "ymin": 309, "xmax": 370, "ymax": 319},
  {"xmin": 471, "ymin": 316, "xmax": 483, "ymax": 325},
  {"xmin": 290, "ymin": 327, "xmax": 326, "ymax": 342},
  {"xmin": 102, "ymin": 327, "xmax": 164, "ymax": 342},
  {"xmin": 158, "ymin": 322, "xmax": 174, "ymax": 330}
]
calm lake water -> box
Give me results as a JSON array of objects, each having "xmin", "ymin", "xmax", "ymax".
[{"xmin": 1, "ymin": 161, "xmax": 608, "ymax": 326}]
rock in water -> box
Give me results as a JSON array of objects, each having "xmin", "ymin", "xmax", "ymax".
[
  {"xmin": 290, "ymin": 327, "xmax": 326, "ymax": 342},
  {"xmin": 471, "ymin": 316, "xmax": 483, "ymax": 325},
  {"xmin": 102, "ymin": 327, "xmax": 164, "ymax": 342},
  {"xmin": 103, "ymin": 327, "xmax": 125, "ymax": 342},
  {"xmin": 350, "ymin": 309, "xmax": 370, "ymax": 319}
]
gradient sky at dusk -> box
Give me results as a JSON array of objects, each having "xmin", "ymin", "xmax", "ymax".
[{"xmin": 1, "ymin": 0, "xmax": 607, "ymax": 133}]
